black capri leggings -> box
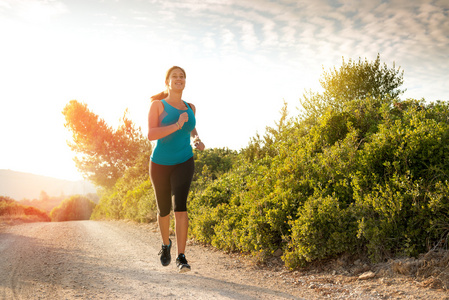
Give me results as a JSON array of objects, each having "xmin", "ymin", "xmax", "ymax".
[{"xmin": 149, "ymin": 157, "xmax": 195, "ymax": 217}]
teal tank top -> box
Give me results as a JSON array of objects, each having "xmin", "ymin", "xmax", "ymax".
[{"xmin": 150, "ymin": 99, "xmax": 196, "ymax": 165}]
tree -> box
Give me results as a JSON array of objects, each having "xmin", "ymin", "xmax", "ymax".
[
  {"xmin": 300, "ymin": 54, "xmax": 405, "ymax": 121},
  {"xmin": 39, "ymin": 190, "xmax": 49, "ymax": 202},
  {"xmin": 62, "ymin": 100, "xmax": 151, "ymax": 188}
]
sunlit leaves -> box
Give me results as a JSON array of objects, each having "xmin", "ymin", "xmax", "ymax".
[
  {"xmin": 300, "ymin": 54, "xmax": 404, "ymax": 121},
  {"xmin": 62, "ymin": 100, "xmax": 151, "ymax": 188}
]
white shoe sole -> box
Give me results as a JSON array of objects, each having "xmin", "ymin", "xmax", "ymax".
[{"xmin": 178, "ymin": 265, "xmax": 191, "ymax": 273}]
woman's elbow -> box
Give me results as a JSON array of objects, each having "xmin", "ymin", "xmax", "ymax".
[{"xmin": 148, "ymin": 131, "xmax": 161, "ymax": 141}]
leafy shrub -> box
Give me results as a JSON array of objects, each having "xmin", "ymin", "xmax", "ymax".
[
  {"xmin": 284, "ymin": 195, "xmax": 357, "ymax": 267},
  {"xmin": 121, "ymin": 180, "xmax": 157, "ymax": 222},
  {"xmin": 188, "ymin": 58, "xmax": 448, "ymax": 268},
  {"xmin": 90, "ymin": 150, "xmax": 157, "ymax": 222},
  {"xmin": 188, "ymin": 97, "xmax": 449, "ymax": 269},
  {"xmin": 91, "ymin": 179, "xmax": 157, "ymax": 222},
  {"xmin": 0, "ymin": 196, "xmax": 20, "ymax": 215},
  {"xmin": 189, "ymin": 163, "xmax": 249, "ymax": 245},
  {"xmin": 50, "ymin": 195, "xmax": 96, "ymax": 222},
  {"xmin": 193, "ymin": 148, "xmax": 238, "ymax": 181}
]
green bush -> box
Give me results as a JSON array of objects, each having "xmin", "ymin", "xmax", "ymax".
[
  {"xmin": 284, "ymin": 195, "xmax": 357, "ymax": 267},
  {"xmin": 188, "ymin": 97, "xmax": 449, "ymax": 268},
  {"xmin": 121, "ymin": 180, "xmax": 157, "ymax": 222},
  {"xmin": 50, "ymin": 195, "xmax": 96, "ymax": 222},
  {"xmin": 193, "ymin": 148, "xmax": 237, "ymax": 181},
  {"xmin": 91, "ymin": 159, "xmax": 157, "ymax": 222}
]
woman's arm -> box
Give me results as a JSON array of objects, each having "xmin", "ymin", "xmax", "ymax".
[
  {"xmin": 147, "ymin": 100, "xmax": 187, "ymax": 141},
  {"xmin": 189, "ymin": 103, "xmax": 205, "ymax": 151},
  {"xmin": 191, "ymin": 128, "xmax": 205, "ymax": 150}
]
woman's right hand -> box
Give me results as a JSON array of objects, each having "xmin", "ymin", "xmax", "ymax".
[{"xmin": 178, "ymin": 112, "xmax": 188, "ymax": 128}]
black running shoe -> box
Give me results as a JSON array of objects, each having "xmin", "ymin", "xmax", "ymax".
[
  {"xmin": 176, "ymin": 253, "xmax": 191, "ymax": 273},
  {"xmin": 158, "ymin": 239, "xmax": 172, "ymax": 266}
]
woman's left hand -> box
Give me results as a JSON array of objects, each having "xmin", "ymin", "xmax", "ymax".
[
  {"xmin": 192, "ymin": 135, "xmax": 205, "ymax": 151},
  {"xmin": 194, "ymin": 141, "xmax": 205, "ymax": 151}
]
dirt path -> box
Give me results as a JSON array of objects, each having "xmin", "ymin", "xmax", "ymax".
[{"xmin": 0, "ymin": 220, "xmax": 447, "ymax": 300}]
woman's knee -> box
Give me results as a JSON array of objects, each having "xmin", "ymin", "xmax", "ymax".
[
  {"xmin": 158, "ymin": 208, "xmax": 171, "ymax": 218},
  {"xmin": 174, "ymin": 210, "xmax": 189, "ymax": 220}
]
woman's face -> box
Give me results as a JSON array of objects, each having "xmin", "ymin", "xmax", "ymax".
[{"xmin": 166, "ymin": 68, "xmax": 186, "ymax": 92}]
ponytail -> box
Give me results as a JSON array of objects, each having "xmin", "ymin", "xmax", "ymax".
[{"xmin": 150, "ymin": 91, "xmax": 168, "ymax": 102}]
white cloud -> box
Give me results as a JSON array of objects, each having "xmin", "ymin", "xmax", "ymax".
[
  {"xmin": 0, "ymin": 0, "xmax": 68, "ymax": 22},
  {"xmin": 0, "ymin": 0, "xmax": 12, "ymax": 11},
  {"xmin": 202, "ymin": 34, "xmax": 216, "ymax": 49},
  {"xmin": 137, "ymin": 0, "xmax": 448, "ymax": 101},
  {"xmin": 221, "ymin": 28, "xmax": 235, "ymax": 45},
  {"xmin": 238, "ymin": 20, "xmax": 259, "ymax": 50},
  {"xmin": 279, "ymin": 25, "xmax": 296, "ymax": 49}
]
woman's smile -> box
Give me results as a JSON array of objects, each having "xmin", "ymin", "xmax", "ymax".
[{"xmin": 167, "ymin": 69, "xmax": 186, "ymax": 91}]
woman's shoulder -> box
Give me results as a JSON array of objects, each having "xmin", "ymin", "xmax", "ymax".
[
  {"xmin": 150, "ymin": 99, "xmax": 165, "ymax": 113},
  {"xmin": 150, "ymin": 99, "xmax": 165, "ymax": 106}
]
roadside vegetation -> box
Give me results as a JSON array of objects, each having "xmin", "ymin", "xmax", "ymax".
[
  {"xmin": 50, "ymin": 195, "xmax": 97, "ymax": 222},
  {"xmin": 19, "ymin": 191, "xmax": 99, "ymax": 213},
  {"xmin": 62, "ymin": 54, "xmax": 449, "ymax": 276},
  {"xmin": 0, "ymin": 194, "xmax": 97, "ymax": 223},
  {"xmin": 0, "ymin": 196, "xmax": 50, "ymax": 223}
]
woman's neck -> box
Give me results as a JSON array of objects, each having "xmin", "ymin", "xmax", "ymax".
[{"xmin": 165, "ymin": 91, "xmax": 183, "ymax": 103}]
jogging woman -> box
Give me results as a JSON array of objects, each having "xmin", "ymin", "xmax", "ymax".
[{"xmin": 147, "ymin": 66, "xmax": 205, "ymax": 273}]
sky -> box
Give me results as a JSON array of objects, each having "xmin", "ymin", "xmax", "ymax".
[{"xmin": 0, "ymin": 0, "xmax": 448, "ymax": 181}]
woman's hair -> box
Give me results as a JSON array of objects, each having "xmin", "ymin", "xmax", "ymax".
[{"xmin": 150, "ymin": 66, "xmax": 186, "ymax": 101}]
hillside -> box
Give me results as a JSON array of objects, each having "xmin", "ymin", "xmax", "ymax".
[{"xmin": 0, "ymin": 169, "xmax": 97, "ymax": 201}]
